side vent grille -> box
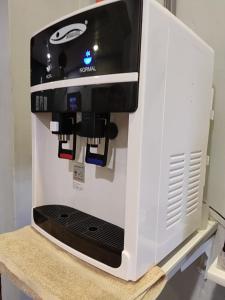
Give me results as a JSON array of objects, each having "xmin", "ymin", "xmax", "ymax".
[
  {"xmin": 186, "ymin": 151, "xmax": 202, "ymax": 216},
  {"xmin": 166, "ymin": 153, "xmax": 185, "ymax": 229}
]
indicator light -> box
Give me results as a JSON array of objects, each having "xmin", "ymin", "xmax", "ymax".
[
  {"xmin": 83, "ymin": 50, "xmax": 93, "ymax": 65},
  {"xmin": 93, "ymin": 44, "xmax": 99, "ymax": 51}
]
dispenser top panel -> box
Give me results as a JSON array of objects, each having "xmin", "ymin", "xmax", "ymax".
[{"xmin": 31, "ymin": 0, "xmax": 143, "ymax": 87}]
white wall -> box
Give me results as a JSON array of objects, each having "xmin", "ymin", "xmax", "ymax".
[
  {"xmin": 0, "ymin": 0, "xmax": 15, "ymax": 233},
  {"xmin": 0, "ymin": 1, "xmax": 18, "ymax": 298},
  {"xmin": 8, "ymin": 0, "xmax": 94, "ymax": 228}
]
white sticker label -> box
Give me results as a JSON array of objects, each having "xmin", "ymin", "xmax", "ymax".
[{"xmin": 73, "ymin": 162, "xmax": 85, "ymax": 183}]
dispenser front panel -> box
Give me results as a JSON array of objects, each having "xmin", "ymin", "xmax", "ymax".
[{"xmin": 31, "ymin": 0, "xmax": 143, "ymax": 86}]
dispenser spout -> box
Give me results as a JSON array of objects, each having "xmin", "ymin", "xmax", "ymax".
[
  {"xmin": 76, "ymin": 113, "xmax": 118, "ymax": 167},
  {"xmin": 50, "ymin": 112, "xmax": 76, "ymax": 160}
]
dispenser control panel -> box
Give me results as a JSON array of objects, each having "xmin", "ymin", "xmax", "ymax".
[
  {"xmin": 31, "ymin": 83, "xmax": 138, "ymax": 113},
  {"xmin": 30, "ymin": 0, "xmax": 142, "ymax": 86}
]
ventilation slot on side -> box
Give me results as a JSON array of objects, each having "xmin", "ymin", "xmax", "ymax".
[
  {"xmin": 186, "ymin": 151, "xmax": 202, "ymax": 216},
  {"xmin": 166, "ymin": 154, "xmax": 185, "ymax": 229}
]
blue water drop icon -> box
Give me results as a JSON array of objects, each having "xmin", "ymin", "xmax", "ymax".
[{"xmin": 83, "ymin": 50, "xmax": 92, "ymax": 65}]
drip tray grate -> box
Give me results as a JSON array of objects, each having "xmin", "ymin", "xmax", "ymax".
[{"xmin": 33, "ymin": 205, "xmax": 124, "ymax": 268}]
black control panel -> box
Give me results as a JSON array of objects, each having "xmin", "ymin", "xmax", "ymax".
[
  {"xmin": 31, "ymin": 0, "xmax": 143, "ymax": 86},
  {"xmin": 31, "ymin": 82, "xmax": 138, "ymax": 113}
]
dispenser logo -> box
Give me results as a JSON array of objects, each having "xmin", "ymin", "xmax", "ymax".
[{"xmin": 49, "ymin": 22, "xmax": 87, "ymax": 45}]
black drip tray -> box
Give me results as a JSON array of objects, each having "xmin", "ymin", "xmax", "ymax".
[{"xmin": 33, "ymin": 205, "xmax": 124, "ymax": 268}]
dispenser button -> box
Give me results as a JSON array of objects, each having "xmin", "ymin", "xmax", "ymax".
[{"xmin": 50, "ymin": 121, "xmax": 59, "ymax": 133}]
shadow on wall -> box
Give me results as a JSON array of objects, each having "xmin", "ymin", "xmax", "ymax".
[{"xmin": 158, "ymin": 258, "xmax": 225, "ymax": 300}]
